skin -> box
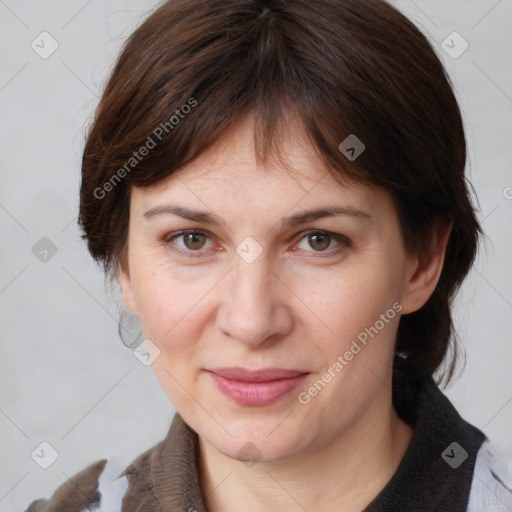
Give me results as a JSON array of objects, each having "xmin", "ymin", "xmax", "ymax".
[{"xmin": 120, "ymin": 114, "xmax": 452, "ymax": 511}]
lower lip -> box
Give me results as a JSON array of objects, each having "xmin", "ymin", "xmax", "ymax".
[{"xmin": 208, "ymin": 372, "xmax": 308, "ymax": 406}]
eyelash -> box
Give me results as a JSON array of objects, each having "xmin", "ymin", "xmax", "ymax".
[
  {"xmin": 163, "ymin": 230, "xmax": 216, "ymax": 258},
  {"xmin": 293, "ymin": 230, "xmax": 352, "ymax": 258},
  {"xmin": 163, "ymin": 230, "xmax": 352, "ymax": 259}
]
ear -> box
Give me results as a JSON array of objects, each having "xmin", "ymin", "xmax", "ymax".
[
  {"xmin": 119, "ymin": 266, "xmax": 138, "ymax": 315},
  {"xmin": 401, "ymin": 220, "xmax": 453, "ymax": 315}
]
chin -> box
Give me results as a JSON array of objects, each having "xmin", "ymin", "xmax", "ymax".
[{"xmin": 203, "ymin": 415, "xmax": 310, "ymax": 464}]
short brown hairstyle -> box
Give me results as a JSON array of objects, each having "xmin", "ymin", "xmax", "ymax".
[{"xmin": 79, "ymin": 0, "xmax": 481, "ymax": 384}]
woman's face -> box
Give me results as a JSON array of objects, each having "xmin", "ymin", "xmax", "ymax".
[{"xmin": 120, "ymin": 116, "xmax": 433, "ymax": 463}]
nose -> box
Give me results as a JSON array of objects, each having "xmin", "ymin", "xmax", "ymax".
[{"xmin": 216, "ymin": 256, "xmax": 294, "ymax": 347}]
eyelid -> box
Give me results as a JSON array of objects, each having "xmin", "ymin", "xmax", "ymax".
[
  {"xmin": 162, "ymin": 229, "xmax": 352, "ymax": 258},
  {"xmin": 163, "ymin": 229, "xmax": 215, "ymax": 257},
  {"xmin": 291, "ymin": 230, "xmax": 352, "ymax": 256}
]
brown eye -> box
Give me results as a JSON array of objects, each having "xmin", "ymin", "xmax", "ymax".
[
  {"xmin": 308, "ymin": 233, "xmax": 331, "ymax": 251},
  {"xmin": 183, "ymin": 232, "xmax": 207, "ymax": 250}
]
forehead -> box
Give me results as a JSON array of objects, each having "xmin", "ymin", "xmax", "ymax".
[{"xmin": 130, "ymin": 115, "xmax": 393, "ymax": 221}]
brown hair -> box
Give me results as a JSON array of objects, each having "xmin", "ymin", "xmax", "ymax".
[{"xmin": 79, "ymin": 0, "xmax": 481, "ymax": 384}]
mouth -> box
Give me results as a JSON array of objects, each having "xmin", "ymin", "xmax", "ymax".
[{"xmin": 205, "ymin": 367, "xmax": 309, "ymax": 406}]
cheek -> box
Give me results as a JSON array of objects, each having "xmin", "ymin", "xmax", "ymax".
[
  {"xmin": 292, "ymin": 262, "xmax": 402, "ymax": 348},
  {"xmin": 297, "ymin": 269, "xmax": 402, "ymax": 425},
  {"xmin": 130, "ymin": 260, "xmax": 222, "ymax": 350},
  {"xmin": 134, "ymin": 275, "xmax": 195, "ymax": 340},
  {"xmin": 130, "ymin": 268, "xmax": 215, "ymax": 411}
]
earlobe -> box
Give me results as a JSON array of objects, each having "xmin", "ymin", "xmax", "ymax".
[
  {"xmin": 401, "ymin": 221, "xmax": 453, "ymax": 315},
  {"xmin": 119, "ymin": 267, "xmax": 138, "ymax": 315}
]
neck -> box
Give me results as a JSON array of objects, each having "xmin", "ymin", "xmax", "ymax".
[{"xmin": 198, "ymin": 383, "xmax": 413, "ymax": 512}]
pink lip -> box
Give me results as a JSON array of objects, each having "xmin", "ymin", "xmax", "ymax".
[{"xmin": 206, "ymin": 368, "xmax": 309, "ymax": 406}]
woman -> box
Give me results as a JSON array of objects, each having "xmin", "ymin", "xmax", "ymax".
[{"xmin": 26, "ymin": 0, "xmax": 512, "ymax": 510}]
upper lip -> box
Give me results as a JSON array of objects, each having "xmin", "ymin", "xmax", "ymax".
[{"xmin": 207, "ymin": 368, "xmax": 308, "ymax": 382}]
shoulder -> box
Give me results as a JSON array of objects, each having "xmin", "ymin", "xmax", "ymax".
[
  {"xmin": 23, "ymin": 441, "xmax": 163, "ymax": 512},
  {"xmin": 467, "ymin": 441, "xmax": 512, "ymax": 511}
]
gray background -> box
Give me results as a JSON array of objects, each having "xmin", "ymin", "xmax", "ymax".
[{"xmin": 0, "ymin": 0, "xmax": 511, "ymax": 510}]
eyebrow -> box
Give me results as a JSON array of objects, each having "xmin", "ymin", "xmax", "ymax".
[
  {"xmin": 143, "ymin": 204, "xmax": 372, "ymax": 228},
  {"xmin": 279, "ymin": 205, "xmax": 372, "ymax": 227},
  {"xmin": 144, "ymin": 205, "xmax": 227, "ymax": 226}
]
